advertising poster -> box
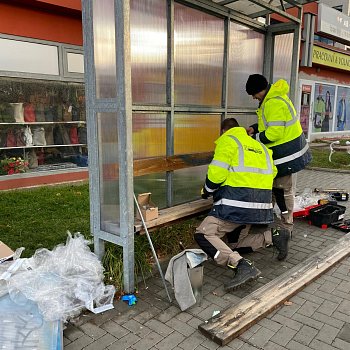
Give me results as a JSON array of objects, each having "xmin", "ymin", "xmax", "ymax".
[
  {"xmin": 313, "ymin": 83, "xmax": 336, "ymax": 133},
  {"xmin": 336, "ymin": 86, "xmax": 350, "ymax": 131}
]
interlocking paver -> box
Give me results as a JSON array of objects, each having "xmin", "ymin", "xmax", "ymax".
[
  {"xmin": 286, "ymin": 340, "xmax": 313, "ymax": 350},
  {"xmin": 270, "ymin": 326, "xmax": 297, "ymax": 347},
  {"xmin": 165, "ymin": 317, "xmax": 196, "ymax": 337},
  {"xmin": 292, "ymin": 325, "xmax": 318, "ymax": 346},
  {"xmin": 144, "ymin": 318, "xmax": 173, "ymax": 336},
  {"xmin": 64, "ymin": 334, "xmax": 94, "ymax": 350},
  {"xmin": 107, "ymin": 333, "xmax": 140, "ymax": 350},
  {"xmin": 315, "ymin": 324, "xmax": 339, "ymax": 344},
  {"xmin": 123, "ymin": 319, "xmax": 152, "ymax": 337},
  {"xmin": 79, "ymin": 322, "xmax": 107, "ymax": 339},
  {"xmin": 309, "ymin": 338, "xmax": 338, "ymax": 350},
  {"xmin": 64, "ymin": 325, "xmax": 85, "ymax": 341},
  {"xmin": 178, "ymin": 332, "xmax": 206, "ymax": 350},
  {"xmin": 154, "ymin": 331, "xmax": 185, "ymax": 350},
  {"xmin": 83, "ymin": 333, "xmax": 117, "ymax": 350},
  {"xmin": 132, "ymin": 331, "xmax": 164, "ymax": 350},
  {"xmin": 100, "ymin": 320, "xmax": 130, "ymax": 339},
  {"xmin": 332, "ymin": 338, "xmax": 350, "ymax": 350},
  {"xmin": 247, "ymin": 326, "xmax": 275, "ymax": 348}
]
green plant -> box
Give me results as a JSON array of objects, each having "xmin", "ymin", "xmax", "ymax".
[{"xmin": 0, "ymin": 157, "xmax": 29, "ymax": 175}]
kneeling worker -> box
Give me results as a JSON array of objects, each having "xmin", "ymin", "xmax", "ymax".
[{"xmin": 194, "ymin": 118, "xmax": 289, "ymax": 291}]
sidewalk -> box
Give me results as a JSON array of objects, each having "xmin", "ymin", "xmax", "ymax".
[{"xmin": 63, "ymin": 168, "xmax": 350, "ymax": 350}]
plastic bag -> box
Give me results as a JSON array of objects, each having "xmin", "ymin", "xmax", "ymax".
[{"xmin": 7, "ymin": 232, "xmax": 115, "ymax": 322}]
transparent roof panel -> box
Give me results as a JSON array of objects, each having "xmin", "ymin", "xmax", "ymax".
[{"xmin": 210, "ymin": 0, "xmax": 316, "ymax": 18}]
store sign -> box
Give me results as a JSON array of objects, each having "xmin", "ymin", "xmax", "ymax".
[
  {"xmin": 317, "ymin": 3, "xmax": 350, "ymax": 43},
  {"xmin": 312, "ymin": 45, "xmax": 350, "ymax": 72}
]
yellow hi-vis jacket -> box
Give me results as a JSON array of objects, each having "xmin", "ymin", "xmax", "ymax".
[
  {"xmin": 253, "ymin": 79, "xmax": 312, "ymax": 177},
  {"xmin": 204, "ymin": 127, "xmax": 277, "ymax": 224}
]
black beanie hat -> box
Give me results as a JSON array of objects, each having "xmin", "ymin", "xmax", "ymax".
[{"xmin": 245, "ymin": 74, "xmax": 268, "ymax": 95}]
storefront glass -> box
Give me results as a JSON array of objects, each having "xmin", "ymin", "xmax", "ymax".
[
  {"xmin": 299, "ymin": 80, "xmax": 350, "ymax": 138},
  {"xmin": 0, "ymin": 77, "xmax": 86, "ymax": 174},
  {"xmin": 336, "ymin": 86, "xmax": 350, "ymax": 132},
  {"xmin": 313, "ymin": 83, "xmax": 335, "ymax": 133}
]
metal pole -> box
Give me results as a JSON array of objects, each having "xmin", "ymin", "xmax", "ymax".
[{"xmin": 133, "ymin": 194, "xmax": 172, "ymax": 303}]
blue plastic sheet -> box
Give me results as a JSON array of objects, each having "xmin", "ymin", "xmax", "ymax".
[{"xmin": 0, "ymin": 294, "xmax": 62, "ymax": 350}]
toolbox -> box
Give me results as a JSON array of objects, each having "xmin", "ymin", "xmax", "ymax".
[
  {"xmin": 293, "ymin": 204, "xmax": 320, "ymax": 218},
  {"xmin": 308, "ymin": 203, "xmax": 346, "ymax": 229}
]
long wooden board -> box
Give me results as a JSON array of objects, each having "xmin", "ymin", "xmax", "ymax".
[
  {"xmin": 199, "ymin": 233, "xmax": 350, "ymax": 346},
  {"xmin": 134, "ymin": 198, "xmax": 212, "ymax": 233}
]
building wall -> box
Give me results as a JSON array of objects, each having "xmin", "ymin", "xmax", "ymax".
[
  {"xmin": 319, "ymin": 0, "xmax": 350, "ymax": 15},
  {"xmin": 0, "ymin": 1, "xmax": 82, "ymax": 45}
]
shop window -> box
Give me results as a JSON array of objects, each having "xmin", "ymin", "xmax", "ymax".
[
  {"xmin": 0, "ymin": 38, "xmax": 59, "ymax": 76},
  {"xmin": 0, "ymin": 77, "xmax": 86, "ymax": 175},
  {"xmin": 67, "ymin": 53, "xmax": 84, "ymax": 74}
]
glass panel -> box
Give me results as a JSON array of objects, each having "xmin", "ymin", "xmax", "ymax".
[
  {"xmin": 174, "ymin": 3, "xmax": 224, "ymax": 106},
  {"xmin": 227, "ymin": 23, "xmax": 264, "ymax": 108},
  {"xmin": 133, "ymin": 113, "xmax": 166, "ymax": 159},
  {"xmin": 130, "ymin": 0, "xmax": 167, "ymax": 104},
  {"xmin": 0, "ymin": 77, "xmax": 86, "ymax": 174},
  {"xmin": 93, "ymin": 0, "xmax": 117, "ymax": 99},
  {"xmin": 173, "ymin": 165, "xmax": 207, "ymax": 205},
  {"xmin": 98, "ymin": 112, "xmax": 120, "ymax": 232},
  {"xmin": 273, "ymin": 33, "xmax": 293, "ymax": 84},
  {"xmin": 134, "ymin": 172, "xmax": 167, "ymax": 209},
  {"xmin": 174, "ymin": 114, "xmax": 220, "ymax": 155},
  {"xmin": 67, "ymin": 52, "xmax": 84, "ymax": 74},
  {"xmin": 312, "ymin": 83, "xmax": 336, "ymax": 133},
  {"xmin": 0, "ymin": 38, "xmax": 59, "ymax": 75},
  {"xmin": 336, "ymin": 86, "xmax": 350, "ymax": 131}
]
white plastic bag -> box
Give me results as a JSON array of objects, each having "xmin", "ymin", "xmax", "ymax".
[{"xmin": 7, "ymin": 232, "xmax": 115, "ymax": 322}]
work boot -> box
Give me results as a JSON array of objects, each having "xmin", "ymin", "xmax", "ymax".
[
  {"xmin": 224, "ymin": 259, "xmax": 261, "ymax": 291},
  {"xmin": 272, "ymin": 228, "xmax": 290, "ymax": 261}
]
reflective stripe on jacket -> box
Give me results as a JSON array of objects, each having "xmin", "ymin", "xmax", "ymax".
[
  {"xmin": 255, "ymin": 80, "xmax": 312, "ymax": 177},
  {"xmin": 205, "ymin": 127, "xmax": 277, "ymax": 224}
]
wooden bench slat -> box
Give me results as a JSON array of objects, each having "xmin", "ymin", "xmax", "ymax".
[
  {"xmin": 134, "ymin": 198, "xmax": 212, "ymax": 233},
  {"xmin": 198, "ymin": 233, "xmax": 350, "ymax": 346}
]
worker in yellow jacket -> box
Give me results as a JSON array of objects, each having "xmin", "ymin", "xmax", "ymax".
[
  {"xmin": 246, "ymin": 74, "xmax": 312, "ymax": 236},
  {"xmin": 195, "ymin": 118, "xmax": 289, "ymax": 291}
]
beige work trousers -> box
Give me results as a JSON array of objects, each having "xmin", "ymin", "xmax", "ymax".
[
  {"xmin": 273, "ymin": 174, "xmax": 294, "ymax": 233},
  {"xmin": 195, "ymin": 216, "xmax": 272, "ymax": 268}
]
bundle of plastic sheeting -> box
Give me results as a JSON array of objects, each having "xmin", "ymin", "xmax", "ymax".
[
  {"xmin": 3, "ymin": 232, "xmax": 115, "ymax": 322},
  {"xmin": 0, "ymin": 293, "xmax": 62, "ymax": 350}
]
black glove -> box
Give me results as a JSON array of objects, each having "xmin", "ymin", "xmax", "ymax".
[{"xmin": 201, "ymin": 187, "xmax": 209, "ymax": 199}]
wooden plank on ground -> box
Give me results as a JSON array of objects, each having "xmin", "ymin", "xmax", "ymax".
[
  {"xmin": 198, "ymin": 233, "xmax": 350, "ymax": 346},
  {"xmin": 134, "ymin": 198, "xmax": 212, "ymax": 233}
]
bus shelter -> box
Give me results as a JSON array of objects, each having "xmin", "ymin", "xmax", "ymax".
[{"xmin": 82, "ymin": 0, "xmax": 315, "ymax": 293}]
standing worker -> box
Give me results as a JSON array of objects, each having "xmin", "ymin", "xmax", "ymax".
[
  {"xmin": 245, "ymin": 74, "xmax": 312, "ymax": 240},
  {"xmin": 195, "ymin": 118, "xmax": 289, "ymax": 291}
]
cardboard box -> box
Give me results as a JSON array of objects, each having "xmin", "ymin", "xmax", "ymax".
[
  {"xmin": 0, "ymin": 241, "xmax": 14, "ymax": 263},
  {"xmin": 136, "ymin": 192, "xmax": 158, "ymax": 221}
]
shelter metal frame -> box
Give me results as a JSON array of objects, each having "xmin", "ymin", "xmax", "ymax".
[{"xmin": 82, "ymin": 0, "xmax": 309, "ymax": 293}]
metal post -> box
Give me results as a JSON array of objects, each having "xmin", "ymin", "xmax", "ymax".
[
  {"xmin": 114, "ymin": 0, "xmax": 135, "ymax": 293},
  {"xmin": 166, "ymin": 0, "xmax": 175, "ymax": 207}
]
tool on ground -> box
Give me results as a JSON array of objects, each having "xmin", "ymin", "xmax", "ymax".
[
  {"xmin": 121, "ymin": 294, "xmax": 137, "ymax": 306},
  {"xmin": 133, "ymin": 193, "xmax": 172, "ymax": 303},
  {"xmin": 314, "ymin": 188, "xmax": 349, "ymax": 201}
]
